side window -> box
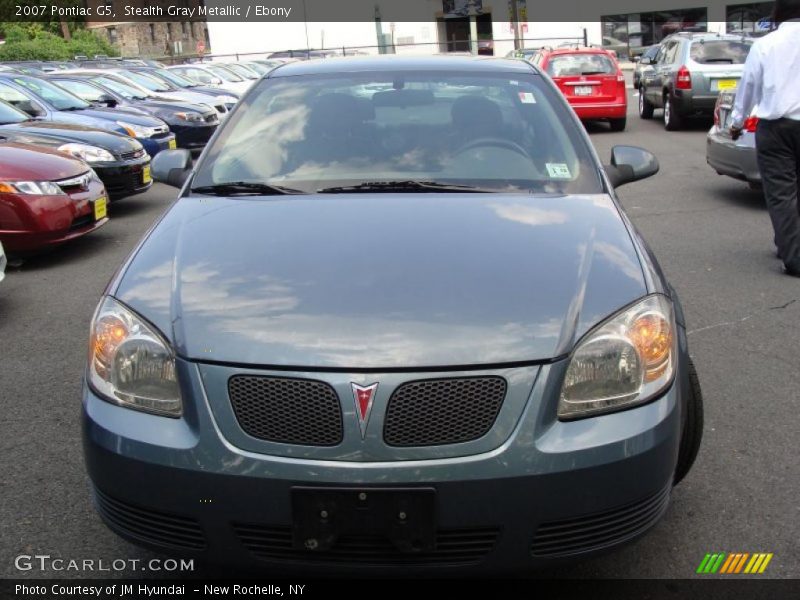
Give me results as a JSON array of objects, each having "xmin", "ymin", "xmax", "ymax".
[
  {"xmin": 655, "ymin": 44, "xmax": 668, "ymax": 64},
  {"xmin": 665, "ymin": 42, "xmax": 680, "ymax": 64},
  {"xmin": 0, "ymin": 82, "xmax": 44, "ymax": 115}
]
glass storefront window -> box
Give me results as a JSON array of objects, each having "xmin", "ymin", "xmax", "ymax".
[{"xmin": 601, "ymin": 8, "xmax": 708, "ymax": 59}]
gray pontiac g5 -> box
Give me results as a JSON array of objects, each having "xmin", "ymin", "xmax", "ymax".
[{"xmin": 82, "ymin": 56, "xmax": 703, "ymax": 573}]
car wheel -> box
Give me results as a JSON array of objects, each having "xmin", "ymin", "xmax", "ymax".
[
  {"xmin": 609, "ymin": 117, "xmax": 627, "ymax": 132},
  {"xmin": 639, "ymin": 87, "xmax": 654, "ymax": 119},
  {"xmin": 664, "ymin": 95, "xmax": 683, "ymax": 131},
  {"xmin": 674, "ymin": 356, "xmax": 704, "ymax": 485}
]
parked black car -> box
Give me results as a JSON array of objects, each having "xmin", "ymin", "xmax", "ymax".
[
  {"xmin": 0, "ymin": 99, "xmax": 151, "ymax": 200},
  {"xmin": 48, "ymin": 74, "xmax": 221, "ymax": 151}
]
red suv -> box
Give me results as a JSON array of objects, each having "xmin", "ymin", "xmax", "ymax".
[{"xmin": 529, "ymin": 47, "xmax": 628, "ymax": 131}]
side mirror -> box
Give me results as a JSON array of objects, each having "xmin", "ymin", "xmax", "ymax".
[
  {"xmin": 211, "ymin": 77, "xmax": 223, "ymax": 85},
  {"xmin": 632, "ymin": 56, "xmax": 641, "ymax": 63},
  {"xmin": 151, "ymin": 149, "xmax": 193, "ymax": 188},
  {"xmin": 605, "ymin": 145, "xmax": 659, "ymax": 188},
  {"xmin": 639, "ymin": 56, "xmax": 653, "ymax": 65},
  {"xmin": 97, "ymin": 94, "xmax": 117, "ymax": 107}
]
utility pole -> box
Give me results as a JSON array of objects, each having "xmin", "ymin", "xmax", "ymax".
[{"xmin": 374, "ymin": 4, "xmax": 385, "ymax": 54}]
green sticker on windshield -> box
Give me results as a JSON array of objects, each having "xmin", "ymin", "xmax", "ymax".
[{"xmin": 546, "ymin": 163, "xmax": 572, "ymax": 179}]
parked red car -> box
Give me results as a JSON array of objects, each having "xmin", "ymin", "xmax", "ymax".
[
  {"xmin": 532, "ymin": 47, "xmax": 628, "ymax": 131},
  {"xmin": 0, "ymin": 141, "xmax": 108, "ymax": 254}
]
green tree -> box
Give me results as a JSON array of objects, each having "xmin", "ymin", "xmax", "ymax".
[{"xmin": 0, "ymin": 23, "xmax": 118, "ymax": 61}]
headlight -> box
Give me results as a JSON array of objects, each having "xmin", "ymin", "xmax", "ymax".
[
  {"xmin": 0, "ymin": 180, "xmax": 65, "ymax": 195},
  {"xmin": 558, "ymin": 294, "xmax": 675, "ymax": 420},
  {"xmin": 116, "ymin": 120, "xmax": 158, "ymax": 138},
  {"xmin": 88, "ymin": 296, "xmax": 182, "ymax": 417},
  {"xmin": 175, "ymin": 111, "xmax": 205, "ymax": 122},
  {"xmin": 57, "ymin": 143, "xmax": 115, "ymax": 163}
]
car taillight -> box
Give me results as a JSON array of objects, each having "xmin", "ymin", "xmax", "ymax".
[
  {"xmin": 676, "ymin": 65, "xmax": 692, "ymax": 90},
  {"xmin": 744, "ymin": 116, "xmax": 759, "ymax": 133},
  {"xmin": 713, "ymin": 106, "xmax": 720, "ymax": 127}
]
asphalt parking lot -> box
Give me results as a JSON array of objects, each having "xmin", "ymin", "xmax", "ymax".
[{"xmin": 1, "ymin": 91, "xmax": 798, "ymax": 579}]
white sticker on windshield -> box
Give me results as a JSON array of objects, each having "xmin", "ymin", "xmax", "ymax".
[
  {"xmin": 518, "ymin": 91, "xmax": 537, "ymax": 104},
  {"xmin": 509, "ymin": 80, "xmax": 519, "ymax": 86},
  {"xmin": 546, "ymin": 163, "xmax": 572, "ymax": 179}
]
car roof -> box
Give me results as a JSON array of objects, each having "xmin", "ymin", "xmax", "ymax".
[
  {"xmin": 543, "ymin": 47, "xmax": 614, "ymax": 57},
  {"xmin": 268, "ymin": 55, "xmax": 536, "ymax": 78}
]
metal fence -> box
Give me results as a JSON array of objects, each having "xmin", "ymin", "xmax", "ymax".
[{"xmin": 151, "ymin": 31, "xmax": 589, "ymax": 65}]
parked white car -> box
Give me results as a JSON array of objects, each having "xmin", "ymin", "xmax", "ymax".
[{"xmin": 167, "ymin": 64, "xmax": 252, "ymax": 96}]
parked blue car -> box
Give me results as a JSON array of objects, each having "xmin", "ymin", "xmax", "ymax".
[
  {"xmin": 48, "ymin": 74, "xmax": 218, "ymax": 151},
  {"xmin": 0, "ymin": 73, "xmax": 175, "ymax": 157}
]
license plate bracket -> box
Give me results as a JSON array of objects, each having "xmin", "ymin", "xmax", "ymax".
[
  {"xmin": 291, "ymin": 487, "xmax": 436, "ymax": 553},
  {"xmin": 142, "ymin": 164, "xmax": 152, "ymax": 184},
  {"xmin": 716, "ymin": 79, "xmax": 738, "ymax": 91},
  {"xmin": 574, "ymin": 86, "xmax": 593, "ymax": 96}
]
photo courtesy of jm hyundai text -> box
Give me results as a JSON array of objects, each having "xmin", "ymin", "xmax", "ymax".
[{"xmin": 82, "ymin": 56, "xmax": 704, "ymax": 574}]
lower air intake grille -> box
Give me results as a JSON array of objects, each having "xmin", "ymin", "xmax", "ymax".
[
  {"xmin": 228, "ymin": 376, "xmax": 343, "ymax": 446},
  {"xmin": 383, "ymin": 377, "xmax": 506, "ymax": 447},
  {"xmin": 93, "ymin": 488, "xmax": 205, "ymax": 550},
  {"xmin": 531, "ymin": 485, "xmax": 671, "ymax": 557},
  {"xmin": 234, "ymin": 524, "xmax": 500, "ymax": 565}
]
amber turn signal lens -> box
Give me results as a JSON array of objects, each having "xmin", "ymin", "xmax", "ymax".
[{"xmin": 630, "ymin": 313, "xmax": 672, "ymax": 381}]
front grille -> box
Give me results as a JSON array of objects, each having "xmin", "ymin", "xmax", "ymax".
[
  {"xmin": 234, "ymin": 523, "xmax": 500, "ymax": 565},
  {"xmin": 120, "ymin": 148, "xmax": 145, "ymax": 161},
  {"xmin": 531, "ymin": 485, "xmax": 671, "ymax": 558},
  {"xmin": 103, "ymin": 170, "xmax": 147, "ymax": 196},
  {"xmin": 93, "ymin": 488, "xmax": 206, "ymax": 550},
  {"xmin": 383, "ymin": 377, "xmax": 506, "ymax": 447},
  {"xmin": 228, "ymin": 376, "xmax": 343, "ymax": 446}
]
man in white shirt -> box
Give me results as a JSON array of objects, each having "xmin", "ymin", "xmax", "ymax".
[{"xmin": 731, "ymin": 0, "xmax": 800, "ymax": 277}]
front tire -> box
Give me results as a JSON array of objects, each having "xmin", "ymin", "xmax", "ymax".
[
  {"xmin": 664, "ymin": 95, "xmax": 684, "ymax": 131},
  {"xmin": 639, "ymin": 87, "xmax": 654, "ymax": 119},
  {"xmin": 674, "ymin": 356, "xmax": 704, "ymax": 485}
]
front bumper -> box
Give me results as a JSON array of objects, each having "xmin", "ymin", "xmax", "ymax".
[
  {"xmin": 82, "ymin": 357, "xmax": 683, "ymax": 573},
  {"xmin": 94, "ymin": 155, "xmax": 152, "ymax": 200},
  {"xmin": 171, "ymin": 122, "xmax": 218, "ymax": 150},
  {"xmin": 706, "ymin": 128, "xmax": 761, "ymax": 185}
]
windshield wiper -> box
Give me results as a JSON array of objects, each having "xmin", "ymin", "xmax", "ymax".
[
  {"xmin": 191, "ymin": 181, "xmax": 306, "ymax": 196},
  {"xmin": 317, "ymin": 180, "xmax": 494, "ymax": 194}
]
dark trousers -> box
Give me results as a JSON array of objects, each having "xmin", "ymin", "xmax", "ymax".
[{"xmin": 756, "ymin": 118, "xmax": 800, "ymax": 272}]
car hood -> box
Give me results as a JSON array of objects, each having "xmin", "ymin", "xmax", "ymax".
[
  {"xmin": 137, "ymin": 98, "xmax": 218, "ymax": 114},
  {"xmin": 0, "ymin": 140, "xmax": 88, "ymax": 180},
  {"xmin": 115, "ymin": 193, "xmax": 648, "ymax": 369},
  {"xmin": 0, "ymin": 120, "xmax": 140, "ymax": 155},
  {"xmin": 149, "ymin": 90, "xmax": 217, "ymax": 108},
  {"xmin": 55, "ymin": 107, "xmax": 164, "ymax": 129}
]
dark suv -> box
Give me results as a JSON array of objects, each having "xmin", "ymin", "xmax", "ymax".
[{"xmin": 638, "ymin": 33, "xmax": 752, "ymax": 130}]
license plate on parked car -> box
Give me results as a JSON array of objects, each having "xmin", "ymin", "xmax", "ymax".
[
  {"xmin": 716, "ymin": 79, "xmax": 738, "ymax": 91},
  {"xmin": 93, "ymin": 197, "xmax": 107, "ymax": 221},
  {"xmin": 168, "ymin": 139, "xmax": 177, "ymax": 150},
  {"xmin": 142, "ymin": 165, "xmax": 152, "ymax": 184},
  {"xmin": 574, "ymin": 86, "xmax": 593, "ymax": 96}
]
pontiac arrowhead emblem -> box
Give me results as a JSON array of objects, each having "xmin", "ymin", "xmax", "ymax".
[{"xmin": 351, "ymin": 382, "xmax": 378, "ymax": 439}]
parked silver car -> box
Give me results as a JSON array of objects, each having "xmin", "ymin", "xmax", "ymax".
[
  {"xmin": 638, "ymin": 33, "xmax": 753, "ymax": 130},
  {"xmin": 706, "ymin": 90, "xmax": 761, "ymax": 189}
]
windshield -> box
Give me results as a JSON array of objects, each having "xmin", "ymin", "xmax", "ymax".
[
  {"xmin": 153, "ymin": 68, "xmax": 195, "ymax": 88},
  {"xmin": 193, "ymin": 71, "xmax": 602, "ymax": 195},
  {"xmin": 0, "ymin": 98, "xmax": 28, "ymax": 124},
  {"xmin": 209, "ymin": 65, "xmax": 244, "ymax": 82},
  {"xmin": 547, "ymin": 54, "xmax": 616, "ymax": 76},
  {"xmin": 120, "ymin": 70, "xmax": 171, "ymax": 92},
  {"xmin": 690, "ymin": 40, "xmax": 752, "ymax": 64},
  {"xmin": 94, "ymin": 76, "xmax": 150, "ymax": 100},
  {"xmin": 244, "ymin": 62, "xmax": 269, "ymax": 75},
  {"xmin": 53, "ymin": 79, "xmax": 106, "ymax": 102},
  {"xmin": 11, "ymin": 76, "xmax": 90, "ymax": 110},
  {"xmin": 225, "ymin": 63, "xmax": 259, "ymax": 79}
]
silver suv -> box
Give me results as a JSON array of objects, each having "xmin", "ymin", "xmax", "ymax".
[{"xmin": 638, "ymin": 33, "xmax": 753, "ymax": 130}]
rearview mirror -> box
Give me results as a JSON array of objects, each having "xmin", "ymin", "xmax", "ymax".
[
  {"xmin": 605, "ymin": 145, "xmax": 659, "ymax": 188},
  {"xmin": 97, "ymin": 94, "xmax": 117, "ymax": 107},
  {"xmin": 151, "ymin": 149, "xmax": 193, "ymax": 188}
]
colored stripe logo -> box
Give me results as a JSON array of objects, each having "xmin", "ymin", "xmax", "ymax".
[{"xmin": 697, "ymin": 552, "xmax": 773, "ymax": 574}]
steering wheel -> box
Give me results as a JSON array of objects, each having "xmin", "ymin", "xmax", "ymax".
[{"xmin": 454, "ymin": 137, "xmax": 530, "ymax": 159}]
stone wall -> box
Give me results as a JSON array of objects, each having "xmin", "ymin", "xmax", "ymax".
[{"xmin": 93, "ymin": 21, "xmax": 210, "ymax": 59}]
